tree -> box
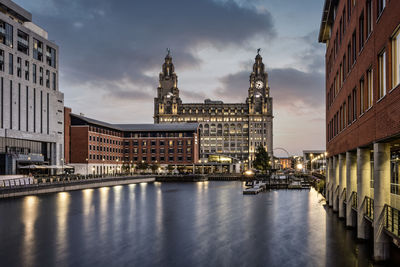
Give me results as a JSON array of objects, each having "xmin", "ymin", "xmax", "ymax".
[
  {"xmin": 137, "ymin": 162, "xmax": 149, "ymax": 173},
  {"xmin": 167, "ymin": 165, "xmax": 174, "ymax": 174},
  {"xmin": 150, "ymin": 163, "xmax": 159, "ymax": 174},
  {"xmin": 253, "ymin": 145, "xmax": 271, "ymax": 174}
]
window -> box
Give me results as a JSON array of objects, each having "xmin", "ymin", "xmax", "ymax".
[
  {"xmin": 39, "ymin": 67, "xmax": 43, "ymax": 85},
  {"xmin": 0, "ymin": 49, "xmax": 3, "ymax": 71},
  {"xmin": 340, "ymin": 63, "xmax": 343, "ymax": 87},
  {"xmin": 366, "ymin": 0, "xmax": 373, "ymax": 36},
  {"xmin": 33, "ymin": 39, "xmax": 43, "ymax": 61},
  {"xmin": 17, "ymin": 57, "xmax": 21, "ymax": 77},
  {"xmin": 392, "ymin": 28, "xmax": 400, "ymax": 88},
  {"xmin": 367, "ymin": 68, "xmax": 373, "ymax": 108},
  {"xmin": 352, "ymin": 88, "xmax": 357, "ymax": 121},
  {"xmin": 24, "ymin": 61, "xmax": 29, "ymax": 80},
  {"xmin": 359, "ymin": 12, "xmax": 364, "ymax": 51},
  {"xmin": 0, "ymin": 20, "xmax": 13, "ymax": 47},
  {"xmin": 378, "ymin": 51, "xmax": 386, "ymax": 99},
  {"xmin": 17, "ymin": 30, "xmax": 29, "ymax": 55},
  {"xmin": 52, "ymin": 72, "xmax": 56, "ymax": 90},
  {"xmin": 46, "ymin": 70, "xmax": 50, "ymax": 88},
  {"xmin": 347, "ymin": 0, "xmax": 351, "ymax": 21},
  {"xmin": 46, "ymin": 46, "xmax": 56, "ymax": 68},
  {"xmin": 360, "ymin": 78, "xmax": 365, "ymax": 114},
  {"xmin": 33, "ymin": 64, "xmax": 37, "ymax": 83},
  {"xmin": 347, "ymin": 43, "xmax": 351, "ymax": 71},
  {"xmin": 352, "ymin": 31, "xmax": 356, "ymax": 64},
  {"xmin": 377, "ymin": 0, "xmax": 385, "ymax": 17},
  {"xmin": 347, "ymin": 95, "xmax": 352, "ymax": 125}
]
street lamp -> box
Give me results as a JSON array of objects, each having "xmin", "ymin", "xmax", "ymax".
[
  {"xmin": 61, "ymin": 158, "xmax": 64, "ymax": 176},
  {"xmin": 86, "ymin": 158, "xmax": 89, "ymax": 178},
  {"xmin": 102, "ymin": 158, "xmax": 105, "ymax": 177},
  {"xmin": 116, "ymin": 158, "xmax": 119, "ymax": 176}
]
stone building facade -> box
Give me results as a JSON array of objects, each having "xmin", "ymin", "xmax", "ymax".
[
  {"xmin": 0, "ymin": 0, "xmax": 64, "ymax": 174},
  {"xmin": 154, "ymin": 51, "xmax": 273, "ymax": 166}
]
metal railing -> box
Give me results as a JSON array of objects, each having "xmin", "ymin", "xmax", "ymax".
[
  {"xmin": 351, "ymin": 191, "xmax": 357, "ymax": 210},
  {"xmin": 364, "ymin": 196, "xmax": 374, "ymax": 220},
  {"xmin": 385, "ymin": 205, "xmax": 400, "ymax": 238}
]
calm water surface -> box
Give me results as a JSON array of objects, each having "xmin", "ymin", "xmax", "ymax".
[{"xmin": 0, "ymin": 181, "xmax": 399, "ymax": 267}]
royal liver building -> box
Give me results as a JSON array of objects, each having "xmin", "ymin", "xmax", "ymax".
[{"xmin": 154, "ymin": 50, "xmax": 273, "ymax": 166}]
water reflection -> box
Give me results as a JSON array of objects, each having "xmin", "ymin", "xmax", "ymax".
[
  {"xmin": 22, "ymin": 196, "xmax": 39, "ymax": 267},
  {"xmin": 1, "ymin": 182, "xmax": 400, "ymax": 267},
  {"xmin": 99, "ymin": 187, "xmax": 109, "ymax": 244},
  {"xmin": 56, "ymin": 192, "xmax": 70, "ymax": 264}
]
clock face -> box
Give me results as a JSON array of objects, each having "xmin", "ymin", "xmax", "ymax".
[{"xmin": 255, "ymin": 80, "xmax": 264, "ymax": 89}]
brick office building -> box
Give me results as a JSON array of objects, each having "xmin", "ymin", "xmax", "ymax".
[
  {"xmin": 64, "ymin": 108, "xmax": 199, "ymax": 175},
  {"xmin": 319, "ymin": 0, "xmax": 400, "ymax": 260}
]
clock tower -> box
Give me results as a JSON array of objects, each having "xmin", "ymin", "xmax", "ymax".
[
  {"xmin": 154, "ymin": 49, "xmax": 182, "ymax": 123},
  {"xmin": 247, "ymin": 50, "xmax": 270, "ymax": 115},
  {"xmin": 246, "ymin": 50, "xmax": 273, "ymax": 162}
]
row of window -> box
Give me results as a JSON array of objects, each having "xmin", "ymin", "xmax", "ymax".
[
  {"xmin": 130, "ymin": 147, "xmax": 192, "ymax": 154},
  {"xmin": 328, "ymin": 59, "xmax": 388, "ymax": 141},
  {"xmin": 88, "ymin": 154, "xmax": 192, "ymax": 163},
  {"xmin": 182, "ymin": 108, "xmax": 246, "ymax": 115},
  {"xmin": 0, "ymin": 50, "xmax": 56, "ymax": 90},
  {"xmin": 88, "ymin": 154, "xmax": 122, "ymax": 161},
  {"xmin": 88, "ymin": 139, "xmax": 193, "ymax": 151},
  {"xmin": 130, "ymin": 139, "xmax": 192, "ymax": 147},
  {"xmin": 89, "ymin": 130, "xmax": 195, "ymax": 139},
  {"xmin": 89, "ymin": 126, "xmax": 123, "ymax": 137},
  {"xmin": 89, "ymin": 145, "xmax": 123, "ymax": 153},
  {"xmin": 0, "ymin": 19, "xmax": 56, "ymax": 67},
  {"xmin": 89, "ymin": 135, "xmax": 122, "ymax": 145},
  {"xmin": 328, "ymin": 26, "xmax": 400, "ymax": 115}
]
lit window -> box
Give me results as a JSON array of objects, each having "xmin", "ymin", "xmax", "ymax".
[
  {"xmin": 378, "ymin": 51, "xmax": 386, "ymax": 99},
  {"xmin": 393, "ymin": 28, "xmax": 400, "ymax": 88},
  {"xmin": 367, "ymin": 68, "xmax": 373, "ymax": 108}
]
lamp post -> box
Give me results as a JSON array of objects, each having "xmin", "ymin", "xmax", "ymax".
[
  {"xmin": 61, "ymin": 158, "xmax": 64, "ymax": 176},
  {"xmin": 102, "ymin": 158, "xmax": 105, "ymax": 177},
  {"xmin": 116, "ymin": 158, "xmax": 119, "ymax": 176},
  {"xmin": 86, "ymin": 158, "xmax": 88, "ymax": 178}
]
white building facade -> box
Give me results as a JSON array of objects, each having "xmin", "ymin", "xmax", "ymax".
[{"xmin": 0, "ymin": 0, "xmax": 64, "ymax": 174}]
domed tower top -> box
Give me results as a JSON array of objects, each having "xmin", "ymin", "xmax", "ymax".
[
  {"xmin": 162, "ymin": 48, "xmax": 175, "ymax": 77},
  {"xmin": 253, "ymin": 48, "xmax": 265, "ymax": 76}
]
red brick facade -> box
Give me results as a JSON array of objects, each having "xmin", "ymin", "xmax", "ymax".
[
  {"xmin": 320, "ymin": 0, "xmax": 400, "ymax": 156},
  {"xmin": 64, "ymin": 110, "xmax": 199, "ymax": 166}
]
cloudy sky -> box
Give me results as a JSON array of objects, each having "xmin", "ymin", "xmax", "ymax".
[{"xmin": 15, "ymin": 0, "xmax": 326, "ymax": 157}]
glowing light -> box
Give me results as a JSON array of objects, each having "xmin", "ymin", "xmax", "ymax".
[
  {"xmin": 244, "ymin": 170, "xmax": 254, "ymax": 176},
  {"xmin": 296, "ymin": 163, "xmax": 303, "ymax": 170}
]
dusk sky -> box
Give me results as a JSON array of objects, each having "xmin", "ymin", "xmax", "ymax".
[{"xmin": 15, "ymin": 0, "xmax": 326, "ymax": 157}]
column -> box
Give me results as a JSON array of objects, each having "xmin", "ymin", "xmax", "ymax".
[
  {"xmin": 326, "ymin": 157, "xmax": 331, "ymax": 205},
  {"xmin": 328, "ymin": 157, "xmax": 334, "ymax": 207},
  {"xmin": 357, "ymin": 148, "xmax": 370, "ymax": 239},
  {"xmin": 333, "ymin": 156, "xmax": 339, "ymax": 212},
  {"xmin": 346, "ymin": 151, "xmax": 357, "ymax": 227},
  {"xmin": 338, "ymin": 154, "xmax": 346, "ymax": 218},
  {"xmin": 373, "ymin": 143, "xmax": 391, "ymax": 261}
]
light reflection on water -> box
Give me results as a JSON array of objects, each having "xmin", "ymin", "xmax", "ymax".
[
  {"xmin": 22, "ymin": 196, "xmax": 39, "ymax": 267},
  {"xmin": 0, "ymin": 182, "xmax": 400, "ymax": 267},
  {"xmin": 56, "ymin": 192, "xmax": 70, "ymax": 265}
]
